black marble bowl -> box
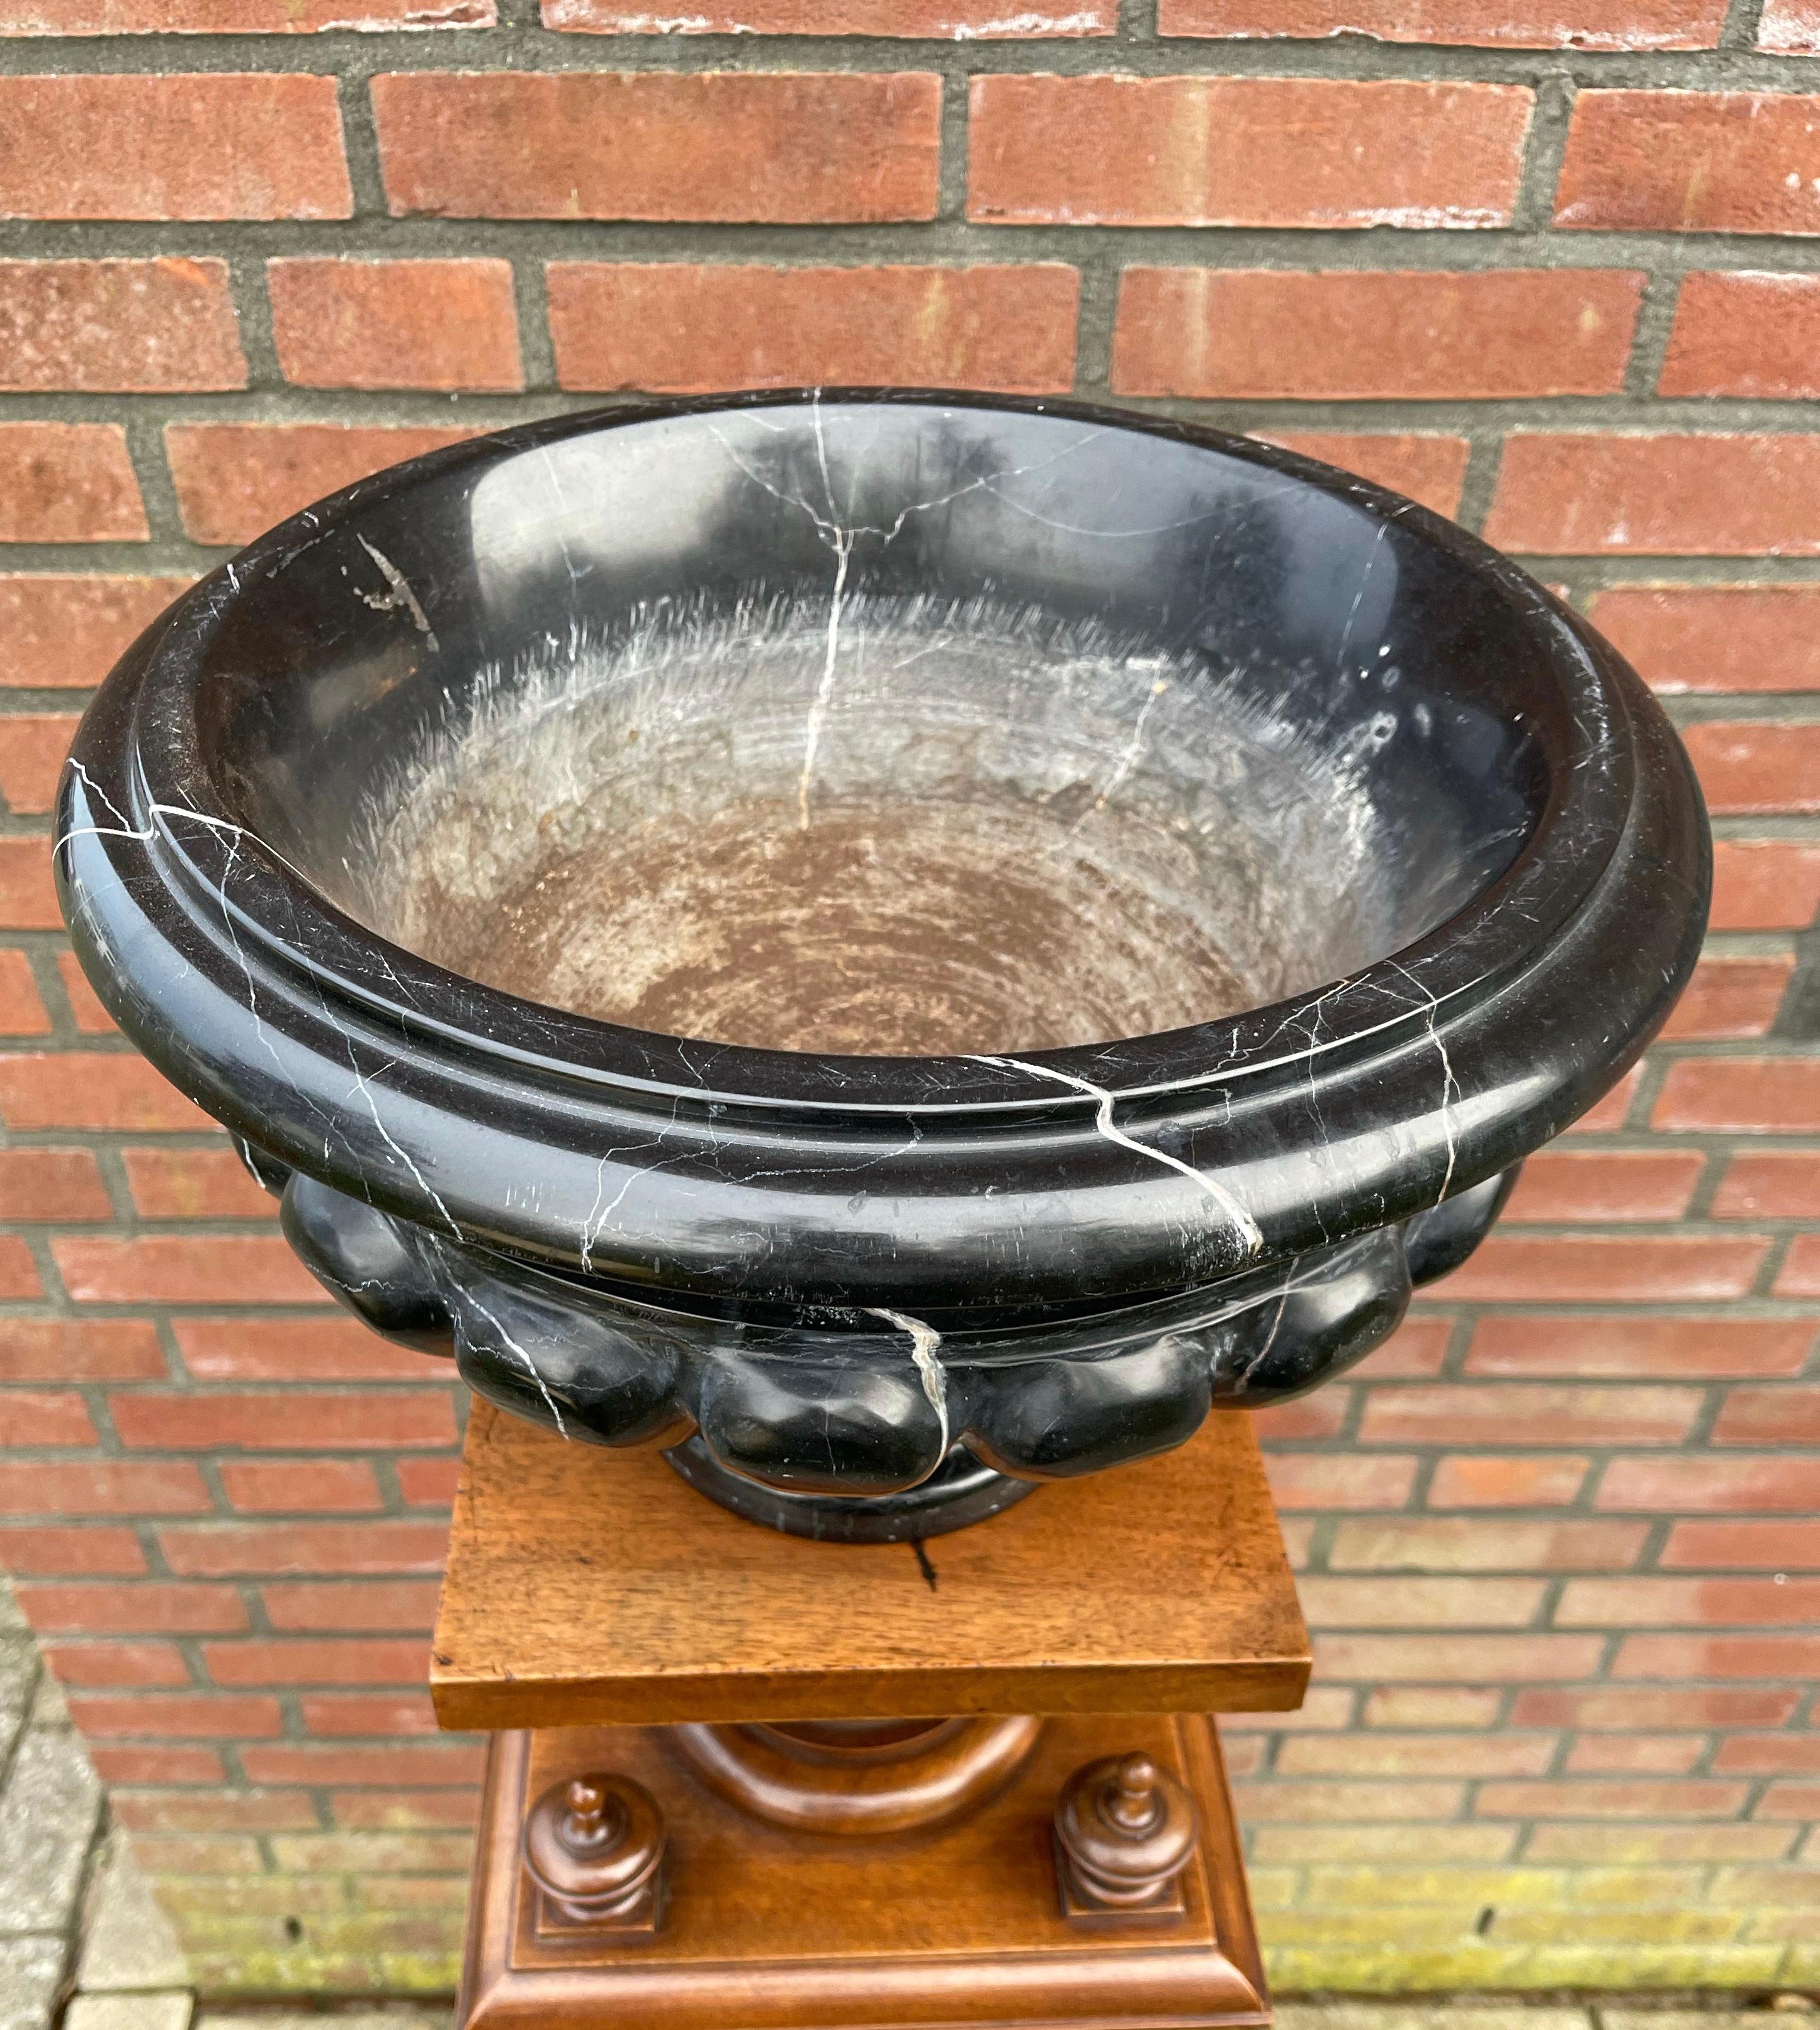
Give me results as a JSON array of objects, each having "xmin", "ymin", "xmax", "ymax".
[{"xmin": 56, "ymin": 393, "xmax": 1709, "ymax": 1540}]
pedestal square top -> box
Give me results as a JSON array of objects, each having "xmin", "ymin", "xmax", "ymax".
[{"xmin": 432, "ymin": 1406, "xmax": 1309, "ymax": 1732}]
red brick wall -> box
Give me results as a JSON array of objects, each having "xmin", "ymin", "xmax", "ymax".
[{"xmin": 0, "ymin": 0, "xmax": 1817, "ymax": 1994}]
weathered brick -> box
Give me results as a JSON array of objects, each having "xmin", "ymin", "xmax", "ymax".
[
  {"xmin": 1557, "ymin": 91, "xmax": 1820, "ymax": 235},
  {"xmin": 1779, "ymin": 1234, "xmax": 1820, "ymax": 1296},
  {"xmin": 122, "ymin": 1148, "xmax": 272, "ymax": 1220},
  {"xmin": 1330, "ymin": 1518, "xmax": 1647, "ymax": 1570},
  {"xmin": 203, "ymin": 1637, "xmax": 430, "ymax": 1685},
  {"xmin": 1233, "ymin": 1776, "xmax": 1467, "ymax": 1820},
  {"xmin": 1476, "ymin": 1777, "xmax": 1750, "ymax": 1817},
  {"xmin": 0, "ymin": 1054, "xmax": 206, "ymax": 1132},
  {"xmin": 1590, "ymin": 584, "xmax": 1820, "ymax": 693},
  {"xmin": 1262, "ymin": 1452, "xmax": 1418, "ymax": 1509},
  {"xmin": 1316, "ymin": 1633, "xmax": 1607, "ymax": 1680},
  {"xmin": 114, "ymin": 1390, "xmax": 452, "ymax": 1451},
  {"xmin": 1360, "ymin": 1686, "xmax": 1503, "ymax": 1728},
  {"xmin": 174, "ymin": 1316, "xmax": 426, "ymax": 1383},
  {"xmin": 56, "ymin": 955, "xmax": 113, "ymax": 1031},
  {"xmin": 88, "ymin": 1746, "xmax": 223, "ymax": 1786},
  {"xmin": 219, "ymin": 1460, "xmax": 383, "ymax": 1513},
  {"xmin": 0, "ymin": 424, "xmax": 145, "ymax": 543},
  {"xmin": 0, "ymin": 1149, "xmax": 111, "ymax": 1222},
  {"xmin": 1711, "ymin": 1386, "xmax": 1820, "ymax": 1446},
  {"xmin": 1298, "ymin": 1574, "xmax": 1546, "ymax": 1627},
  {"xmin": 0, "ymin": 75, "xmax": 351, "ymax": 221},
  {"xmin": 1600, "ymin": 1455, "xmax": 1820, "ymax": 1511},
  {"xmin": 0, "ymin": 1524, "xmax": 146, "ymax": 1575},
  {"xmin": 1513, "ymin": 1686, "xmax": 1800, "ymax": 1728},
  {"xmin": 332, "ymin": 1786, "xmax": 479, "ymax": 1828},
  {"xmin": 1354, "ymin": 1316, "xmax": 1453, "ymax": 1378},
  {"xmin": 0, "ymin": 575, "xmax": 190, "ymax": 688},
  {"xmin": 1156, "ymin": 0, "xmax": 1722, "ymax": 42},
  {"xmin": 1502, "ymin": 1149, "xmax": 1702, "ymax": 1221},
  {"xmin": 1486, "ymin": 434, "xmax": 1820, "ymax": 556},
  {"xmin": 1279, "ymin": 1732, "xmax": 1557, "ymax": 1776},
  {"xmin": 1557, "ymin": 1575, "xmax": 1820, "ymax": 1625},
  {"xmin": 1660, "ymin": 956, "xmax": 1794, "ymax": 1039},
  {"xmin": 549, "ymin": 262, "xmax": 1080, "ymax": 395},
  {"xmin": 1467, "ymin": 1316, "xmax": 1812, "ymax": 1380},
  {"xmin": 245, "ymin": 1741, "xmax": 483, "ymax": 1786},
  {"xmin": 16, "ymin": 1579, "xmax": 245, "ymax": 1633},
  {"xmin": 165, "ymin": 422, "xmax": 472, "ymax": 548},
  {"xmin": 1711, "ymin": 840, "xmax": 1820, "ymax": 929},
  {"xmin": 0, "ymin": 713, "xmax": 80, "ymax": 815},
  {"xmin": 1258, "ymin": 434, "xmax": 1471, "ymax": 518},
  {"xmin": 968, "ymin": 76, "xmax": 1532, "ymax": 228},
  {"xmin": 1681, "ymin": 721, "xmax": 1820, "ymax": 815},
  {"xmin": 1661, "ymin": 272, "xmax": 1820, "ymax": 398},
  {"xmin": 0, "ymin": 0, "xmax": 492, "ymax": 25},
  {"xmin": 70, "ymin": 1692, "xmax": 284, "ymax": 1739},
  {"xmin": 54, "ymin": 1236, "xmax": 326, "ymax": 1306},
  {"xmin": 373, "ymin": 70, "xmax": 942, "ymax": 223},
  {"xmin": 1761, "ymin": 0, "xmax": 1820, "ymax": 48},
  {"xmin": 41, "ymin": 1638, "xmax": 191, "ymax": 1688},
  {"xmin": 1, "ymin": 1390, "xmax": 97, "ymax": 1447},
  {"xmin": 1525, "ymin": 1821, "xmax": 1794, "ymax": 1862},
  {"xmin": 1614, "ymin": 1633, "xmax": 1820, "ymax": 1677},
  {"xmin": 0, "ymin": 840, "xmax": 58, "ymax": 930},
  {"xmin": 1715, "ymin": 1152, "xmax": 1820, "ymax": 1220},
  {"xmin": 394, "ymin": 1457, "xmax": 460, "ymax": 1506},
  {"xmin": 260, "ymin": 1579, "xmax": 443, "ymax": 1630},
  {"xmin": 545, "ymin": 0, "xmax": 1111, "ymax": 26},
  {"xmin": 1360, "ymin": 1382, "xmax": 1702, "ymax": 1446},
  {"xmin": 268, "ymin": 257, "xmax": 521, "ymax": 393},
  {"xmin": 1429, "ymin": 1455, "xmax": 1592, "ymax": 1507},
  {"xmin": 0, "ymin": 950, "xmax": 48, "ymax": 1034},
  {"xmin": 302, "ymin": 1691, "xmax": 440, "ymax": 1737},
  {"xmin": 1435, "ymin": 1236, "xmax": 1769, "ymax": 1304},
  {"xmin": 1564, "ymin": 1066, "xmax": 1642, "ymax": 1133},
  {"xmin": 0, "ymin": 1459, "xmax": 206, "ymax": 1515},
  {"xmin": 0, "ymin": 1237, "xmax": 42, "ymax": 1298},
  {"xmin": 1670, "ymin": 1516, "xmax": 1820, "ymax": 1565},
  {"xmin": 1654, "ymin": 1058, "xmax": 1820, "ymax": 1132},
  {"xmin": 0, "ymin": 259, "xmax": 243, "ymax": 393},
  {"xmin": 1713, "ymin": 1733, "xmax": 1820, "ymax": 1773},
  {"xmin": 1112, "ymin": 268, "xmax": 1640, "ymax": 400},
  {"xmin": 159, "ymin": 1519, "xmax": 448, "ymax": 1576}
]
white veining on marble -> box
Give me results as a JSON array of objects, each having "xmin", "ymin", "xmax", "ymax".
[
  {"xmin": 461, "ymin": 1288, "xmax": 568, "ymax": 1439},
  {"xmin": 355, "ymin": 537, "xmax": 439, "ymax": 651},
  {"xmin": 865, "ymin": 1305, "xmax": 949, "ymax": 1454}
]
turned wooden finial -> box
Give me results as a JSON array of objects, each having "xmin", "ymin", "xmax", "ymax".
[
  {"xmin": 522, "ymin": 1769, "xmax": 667, "ymax": 1937},
  {"xmin": 1053, "ymin": 1749, "xmax": 1199, "ymax": 1925}
]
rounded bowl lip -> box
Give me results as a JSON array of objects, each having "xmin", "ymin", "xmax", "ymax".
[{"xmin": 82, "ymin": 387, "xmax": 1633, "ymax": 1124}]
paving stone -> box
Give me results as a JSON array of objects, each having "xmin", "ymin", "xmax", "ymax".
[
  {"xmin": 0, "ymin": 1936, "xmax": 67, "ymax": 2030},
  {"xmin": 66, "ymin": 1996, "xmax": 193, "ymax": 2030},
  {"xmin": 0, "ymin": 1638, "xmax": 35, "ymax": 1766},
  {"xmin": 76, "ymin": 1827, "xmax": 191, "ymax": 1993},
  {"xmin": 26, "ymin": 1667, "xmax": 69, "ymax": 1732},
  {"xmin": 0, "ymin": 1725, "xmax": 101, "ymax": 1934}
]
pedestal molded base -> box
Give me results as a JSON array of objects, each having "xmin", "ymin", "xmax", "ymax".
[
  {"xmin": 457, "ymin": 1714, "xmax": 1269, "ymax": 2029},
  {"xmin": 662, "ymin": 1436, "xmax": 1041, "ymax": 1542}
]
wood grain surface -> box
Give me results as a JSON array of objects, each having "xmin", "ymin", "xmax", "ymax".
[{"xmin": 432, "ymin": 1408, "xmax": 1309, "ymax": 1730}]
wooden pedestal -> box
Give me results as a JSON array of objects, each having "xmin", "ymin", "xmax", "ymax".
[{"xmin": 437, "ymin": 1407, "xmax": 1310, "ymax": 2030}]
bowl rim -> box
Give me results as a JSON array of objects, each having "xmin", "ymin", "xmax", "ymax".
[{"xmin": 79, "ymin": 388, "xmax": 1634, "ymax": 1123}]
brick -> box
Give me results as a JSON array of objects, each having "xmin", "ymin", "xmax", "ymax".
[
  {"xmin": 0, "ymin": 1148, "xmax": 111, "ymax": 1221},
  {"xmin": 269, "ymin": 257, "xmax": 520, "ymax": 393},
  {"xmin": 0, "ymin": 424, "xmax": 145, "ymax": 543},
  {"xmin": 1712, "ymin": 1386, "xmax": 1820, "ymax": 1445},
  {"xmin": 1760, "ymin": 1779, "xmax": 1820, "ymax": 1817},
  {"xmin": 302, "ymin": 1691, "xmax": 440, "ymax": 1736},
  {"xmin": 1156, "ymin": 0, "xmax": 1723, "ymax": 43},
  {"xmin": 1712, "ymin": 840, "xmax": 1820, "ymax": 930},
  {"xmin": 1360, "ymin": 1383, "xmax": 1702, "ymax": 1446},
  {"xmin": 1558, "ymin": 1575, "xmax": 1820, "ymax": 1625},
  {"xmin": 1665, "ymin": 1520, "xmax": 1820, "ymax": 1565},
  {"xmin": 1261, "ymin": 1452, "xmax": 1417, "ymax": 1509},
  {"xmin": 1112, "ymin": 268, "xmax": 1639, "ymax": 401},
  {"xmin": 1248, "ymin": 1392, "xmax": 1347, "ymax": 1441},
  {"xmin": 395, "ymin": 1457, "xmax": 460, "ymax": 1506},
  {"xmin": 243, "ymin": 1740, "xmax": 483, "ymax": 1786},
  {"xmin": 0, "ymin": 0, "xmax": 492, "ymax": 23},
  {"xmin": 57, "ymin": 953, "xmax": 116, "ymax": 1030},
  {"xmin": 128, "ymin": 1833, "xmax": 261, "ymax": 1873},
  {"xmin": 1502, "ymin": 1149, "xmax": 1703, "ymax": 1221},
  {"xmin": 546, "ymin": 0, "xmax": 1110, "ymax": 25},
  {"xmin": 1715, "ymin": 1153, "xmax": 1820, "ymax": 1221},
  {"xmin": 0, "ymin": 716, "xmax": 66, "ymax": 814},
  {"xmin": 1360, "ymin": 1686, "xmax": 1503, "ymax": 1727},
  {"xmin": 1430, "ymin": 1455, "xmax": 1591, "ymax": 1507},
  {"xmin": 219, "ymin": 1460, "xmax": 383, "ymax": 1513},
  {"xmin": 2, "ymin": 1389, "xmax": 97, "ymax": 1446},
  {"xmin": 115, "ymin": 1789, "xmax": 315, "ymax": 1834},
  {"xmin": 548, "ymin": 261, "xmax": 1079, "ymax": 397},
  {"xmin": 0, "ymin": 1236, "xmax": 41, "ymax": 1297},
  {"xmin": 0, "ymin": 838, "xmax": 57, "ymax": 928},
  {"xmin": 0, "ymin": 1525, "xmax": 145, "ymax": 1575},
  {"xmin": 88, "ymin": 1746, "xmax": 223, "ymax": 1786},
  {"xmin": 1600, "ymin": 1455, "xmax": 1820, "ymax": 1511},
  {"xmin": 1477, "ymin": 1778, "xmax": 1749, "ymax": 1817},
  {"xmin": 111, "ymin": 1389, "xmax": 453, "ymax": 1450},
  {"xmin": 1654, "ymin": 1059, "xmax": 1820, "ymax": 1132},
  {"xmin": 1714, "ymin": 1732, "xmax": 1820, "ymax": 1773},
  {"xmin": 1219, "ymin": 1687, "xmax": 1357, "ymax": 1731},
  {"xmin": 0, "ymin": 76, "xmax": 350, "ymax": 222},
  {"xmin": 1590, "ymin": 584, "xmax": 1820, "ymax": 694},
  {"xmin": 0, "ymin": 1319, "xmax": 161, "ymax": 1384},
  {"xmin": 1564, "ymin": 1065, "xmax": 1642, "ymax": 1133},
  {"xmin": 159, "ymin": 1519, "xmax": 448, "ymax": 1576},
  {"xmin": 1233, "ymin": 1778, "xmax": 1466, "ymax": 1820},
  {"xmin": 968, "ymin": 76, "xmax": 1531, "ymax": 228},
  {"xmin": 1435, "ymin": 1235, "xmax": 1768, "ymax": 1303},
  {"xmin": 69, "ymin": 1691, "xmax": 283, "ymax": 1738},
  {"xmin": 1526, "ymin": 1821, "xmax": 1794, "ymax": 1862},
  {"xmin": 1468, "ymin": 1316, "xmax": 1811, "ymax": 1380},
  {"xmin": 1662, "ymin": 272, "xmax": 1820, "ymax": 400},
  {"xmin": 55, "ymin": 1237, "xmax": 325, "ymax": 1306},
  {"xmin": 1253, "ymin": 1823, "xmax": 1518, "ymax": 1862},
  {"xmin": 122, "ymin": 1148, "xmax": 273, "ymax": 1220},
  {"xmin": 1780, "ymin": 1235, "xmax": 1820, "ymax": 1296},
  {"xmin": 1330, "ymin": 1518, "xmax": 1648, "ymax": 1571},
  {"xmin": 1349, "ymin": 1316, "xmax": 1452, "ymax": 1379},
  {"xmin": 1314, "ymin": 1633, "xmax": 1606, "ymax": 1680},
  {"xmin": 1297, "ymin": 1575, "xmax": 1546, "ymax": 1627},
  {"xmin": 1557, "ymin": 91, "xmax": 1820, "ymax": 235},
  {"xmin": 0, "ymin": 1054, "xmax": 206, "ymax": 1131},
  {"xmin": 373, "ymin": 70, "xmax": 941, "ymax": 223},
  {"xmin": 0, "ymin": 950, "xmax": 48, "ymax": 1034},
  {"xmin": 1616, "ymin": 1633, "xmax": 1820, "ymax": 1677},
  {"xmin": 165, "ymin": 422, "xmax": 473, "ymax": 548},
  {"xmin": 174, "ymin": 1316, "xmax": 428, "ymax": 1383},
  {"xmin": 1485, "ymin": 435, "xmax": 1820, "ymax": 556},
  {"xmin": 1682, "ymin": 723, "xmax": 1820, "ymax": 815},
  {"xmin": 1762, "ymin": 0, "xmax": 1820, "ymax": 48},
  {"xmin": 41, "ymin": 1638, "xmax": 190, "ymax": 1688},
  {"xmin": 1659, "ymin": 956, "xmax": 1794, "ymax": 1039},
  {"xmin": 0, "ymin": 1459, "xmax": 206, "ymax": 1515},
  {"xmin": 332, "ymin": 1787, "xmax": 478, "ymax": 1827},
  {"xmin": 0, "ymin": 259, "xmax": 243, "ymax": 394},
  {"xmin": 1279, "ymin": 1732, "xmax": 1557, "ymax": 1776},
  {"xmin": 16, "ymin": 1579, "xmax": 246, "ymax": 1633},
  {"xmin": 261, "ymin": 1579, "xmax": 443, "ymax": 1630},
  {"xmin": 1515, "ymin": 1687, "xmax": 1799, "ymax": 1728},
  {"xmin": 203, "ymin": 1637, "xmax": 430, "ymax": 1685},
  {"xmin": 1258, "ymin": 434, "xmax": 1471, "ymax": 518},
  {"xmin": 0, "ymin": 576, "xmax": 191, "ymax": 689}
]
